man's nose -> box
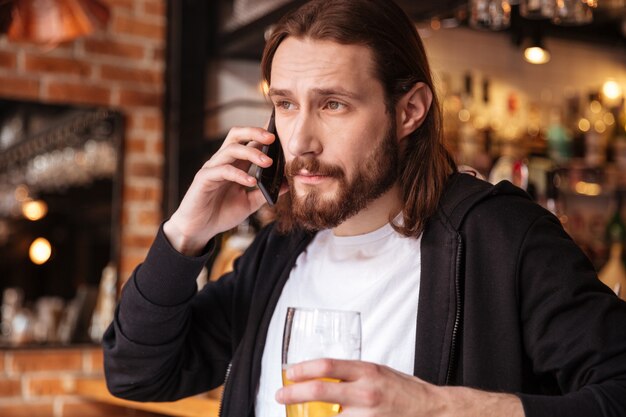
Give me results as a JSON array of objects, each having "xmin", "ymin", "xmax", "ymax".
[{"xmin": 286, "ymin": 112, "xmax": 322, "ymax": 157}]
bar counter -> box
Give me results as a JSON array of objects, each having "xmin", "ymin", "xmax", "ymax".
[{"xmin": 0, "ymin": 346, "xmax": 220, "ymax": 417}]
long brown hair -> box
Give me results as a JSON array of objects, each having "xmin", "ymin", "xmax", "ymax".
[{"xmin": 261, "ymin": 0, "xmax": 456, "ymax": 237}]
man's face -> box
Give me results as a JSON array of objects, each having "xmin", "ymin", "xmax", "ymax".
[{"xmin": 269, "ymin": 37, "xmax": 399, "ymax": 230}]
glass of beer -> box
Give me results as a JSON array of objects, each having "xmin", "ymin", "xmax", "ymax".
[{"xmin": 281, "ymin": 307, "xmax": 361, "ymax": 417}]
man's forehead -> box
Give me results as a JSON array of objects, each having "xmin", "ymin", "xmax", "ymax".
[{"xmin": 270, "ymin": 37, "xmax": 377, "ymax": 91}]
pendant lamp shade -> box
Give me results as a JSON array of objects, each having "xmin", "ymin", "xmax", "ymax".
[{"xmin": 6, "ymin": 0, "xmax": 109, "ymax": 44}]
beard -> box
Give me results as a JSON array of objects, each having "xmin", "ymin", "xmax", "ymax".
[{"xmin": 274, "ymin": 120, "xmax": 400, "ymax": 233}]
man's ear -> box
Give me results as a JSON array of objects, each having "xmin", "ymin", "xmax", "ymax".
[{"xmin": 395, "ymin": 82, "xmax": 433, "ymax": 141}]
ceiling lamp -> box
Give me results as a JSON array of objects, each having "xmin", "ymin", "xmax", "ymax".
[
  {"xmin": 5, "ymin": 0, "xmax": 110, "ymax": 45},
  {"xmin": 524, "ymin": 36, "xmax": 551, "ymax": 64},
  {"xmin": 29, "ymin": 237, "xmax": 52, "ymax": 265},
  {"xmin": 21, "ymin": 199, "xmax": 48, "ymax": 221}
]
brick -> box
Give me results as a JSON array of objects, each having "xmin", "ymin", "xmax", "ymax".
[
  {"xmin": 26, "ymin": 376, "xmax": 67, "ymax": 396},
  {"xmin": 10, "ymin": 349, "xmax": 82, "ymax": 373},
  {"xmin": 112, "ymin": 15, "xmax": 165, "ymax": 40},
  {"xmin": 119, "ymin": 89, "xmax": 162, "ymax": 107},
  {"xmin": 143, "ymin": 1, "xmax": 166, "ymax": 17},
  {"xmin": 126, "ymin": 137, "xmax": 148, "ymax": 153},
  {"xmin": 152, "ymin": 139, "xmax": 164, "ymax": 155},
  {"xmin": 120, "ymin": 253, "xmax": 148, "ymax": 278},
  {"xmin": 24, "ymin": 54, "xmax": 92, "ymax": 77},
  {"xmin": 152, "ymin": 46, "xmax": 165, "ymax": 61},
  {"xmin": 137, "ymin": 208, "xmax": 162, "ymax": 226},
  {"xmin": 141, "ymin": 113, "xmax": 163, "ymax": 131},
  {"xmin": 122, "ymin": 233, "xmax": 156, "ymax": 249},
  {"xmin": 123, "ymin": 113, "xmax": 142, "ymax": 129},
  {"xmin": 0, "ymin": 75, "xmax": 40, "ymax": 99},
  {"xmin": 100, "ymin": 64, "xmax": 162, "ymax": 85},
  {"xmin": 0, "ymin": 403, "xmax": 54, "ymax": 417},
  {"xmin": 102, "ymin": 0, "xmax": 134, "ymax": 10},
  {"xmin": 83, "ymin": 38, "xmax": 145, "ymax": 59},
  {"xmin": 123, "ymin": 184, "xmax": 161, "ymax": 202},
  {"xmin": 46, "ymin": 81, "xmax": 111, "ymax": 106},
  {"xmin": 121, "ymin": 207, "xmax": 130, "ymax": 226},
  {"xmin": 0, "ymin": 50, "xmax": 17, "ymax": 69},
  {"xmin": 125, "ymin": 112, "xmax": 163, "ymax": 132},
  {"xmin": 127, "ymin": 160, "xmax": 162, "ymax": 178},
  {"xmin": 61, "ymin": 399, "xmax": 144, "ymax": 417},
  {"xmin": 84, "ymin": 349, "xmax": 104, "ymax": 373},
  {"xmin": 0, "ymin": 378, "xmax": 22, "ymax": 397}
]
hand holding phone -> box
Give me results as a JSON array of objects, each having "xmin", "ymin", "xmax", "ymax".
[{"xmin": 254, "ymin": 110, "xmax": 285, "ymax": 206}]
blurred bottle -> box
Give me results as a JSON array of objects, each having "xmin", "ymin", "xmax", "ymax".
[
  {"xmin": 609, "ymin": 99, "xmax": 626, "ymax": 171},
  {"xmin": 545, "ymin": 170, "xmax": 566, "ymax": 224},
  {"xmin": 584, "ymin": 93, "xmax": 609, "ymax": 168},
  {"xmin": 546, "ymin": 108, "xmax": 572, "ymax": 165},
  {"xmin": 598, "ymin": 189, "xmax": 626, "ymax": 301},
  {"xmin": 89, "ymin": 263, "xmax": 118, "ymax": 343}
]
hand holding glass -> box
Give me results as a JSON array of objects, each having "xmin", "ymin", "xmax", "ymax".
[{"xmin": 282, "ymin": 307, "xmax": 361, "ymax": 417}]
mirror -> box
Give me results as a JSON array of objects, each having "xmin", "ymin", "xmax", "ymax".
[{"xmin": 0, "ymin": 99, "xmax": 123, "ymax": 346}]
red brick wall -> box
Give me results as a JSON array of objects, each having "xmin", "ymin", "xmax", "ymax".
[
  {"xmin": 0, "ymin": 348, "xmax": 165, "ymax": 417},
  {"xmin": 0, "ymin": 0, "xmax": 167, "ymax": 282}
]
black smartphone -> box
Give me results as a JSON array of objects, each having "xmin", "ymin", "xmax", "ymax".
[{"xmin": 254, "ymin": 110, "xmax": 285, "ymax": 206}]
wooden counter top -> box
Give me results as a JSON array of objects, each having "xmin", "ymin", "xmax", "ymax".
[{"xmin": 69, "ymin": 377, "xmax": 220, "ymax": 417}]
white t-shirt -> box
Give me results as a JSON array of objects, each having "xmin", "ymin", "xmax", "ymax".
[{"xmin": 255, "ymin": 220, "xmax": 422, "ymax": 417}]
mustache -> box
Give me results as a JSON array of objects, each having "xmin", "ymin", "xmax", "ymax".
[{"xmin": 286, "ymin": 157, "xmax": 344, "ymax": 179}]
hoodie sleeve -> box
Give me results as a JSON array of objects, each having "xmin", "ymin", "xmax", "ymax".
[
  {"xmin": 102, "ymin": 223, "xmax": 255, "ymax": 402},
  {"xmin": 516, "ymin": 214, "xmax": 626, "ymax": 417}
]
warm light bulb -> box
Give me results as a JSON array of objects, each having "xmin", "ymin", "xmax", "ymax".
[
  {"xmin": 602, "ymin": 80, "xmax": 623, "ymax": 102},
  {"xmin": 29, "ymin": 237, "xmax": 52, "ymax": 265},
  {"xmin": 458, "ymin": 109, "xmax": 471, "ymax": 122},
  {"xmin": 14, "ymin": 185, "xmax": 29, "ymax": 202},
  {"xmin": 578, "ymin": 118, "xmax": 591, "ymax": 132},
  {"xmin": 524, "ymin": 46, "xmax": 550, "ymax": 64},
  {"xmin": 590, "ymin": 100, "xmax": 602, "ymax": 114},
  {"xmin": 22, "ymin": 200, "xmax": 48, "ymax": 221},
  {"xmin": 604, "ymin": 112, "xmax": 615, "ymax": 126},
  {"xmin": 594, "ymin": 120, "xmax": 606, "ymax": 133}
]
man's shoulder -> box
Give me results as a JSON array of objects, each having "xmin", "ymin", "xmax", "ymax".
[{"xmin": 438, "ymin": 173, "xmax": 550, "ymax": 231}]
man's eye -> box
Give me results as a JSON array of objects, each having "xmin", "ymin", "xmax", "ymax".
[
  {"xmin": 277, "ymin": 101, "xmax": 294, "ymax": 110},
  {"xmin": 326, "ymin": 101, "xmax": 346, "ymax": 111}
]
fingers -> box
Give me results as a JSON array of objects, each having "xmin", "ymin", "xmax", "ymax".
[
  {"xmin": 223, "ymin": 126, "xmax": 275, "ymax": 146},
  {"xmin": 207, "ymin": 142, "xmax": 273, "ymax": 169},
  {"xmin": 277, "ymin": 378, "xmax": 350, "ymax": 407},
  {"xmin": 196, "ymin": 163, "xmax": 258, "ymax": 189},
  {"xmin": 277, "ymin": 360, "xmax": 388, "ymax": 409},
  {"xmin": 285, "ymin": 359, "xmax": 369, "ymax": 383}
]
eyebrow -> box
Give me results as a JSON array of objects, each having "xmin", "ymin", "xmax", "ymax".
[{"xmin": 268, "ymin": 87, "xmax": 361, "ymax": 100}]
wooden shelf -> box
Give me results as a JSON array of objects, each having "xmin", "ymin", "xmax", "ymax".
[{"xmin": 68, "ymin": 377, "xmax": 220, "ymax": 417}]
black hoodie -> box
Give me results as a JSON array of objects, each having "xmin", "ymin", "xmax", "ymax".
[{"xmin": 104, "ymin": 173, "xmax": 626, "ymax": 417}]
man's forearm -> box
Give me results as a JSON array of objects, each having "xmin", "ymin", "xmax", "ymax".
[{"xmin": 438, "ymin": 386, "xmax": 525, "ymax": 417}]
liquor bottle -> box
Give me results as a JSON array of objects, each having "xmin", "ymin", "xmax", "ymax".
[
  {"xmin": 546, "ymin": 108, "xmax": 572, "ymax": 165},
  {"xmin": 598, "ymin": 189, "xmax": 626, "ymax": 300},
  {"xmin": 457, "ymin": 73, "xmax": 478, "ymax": 166},
  {"xmin": 609, "ymin": 99, "xmax": 626, "ymax": 171},
  {"xmin": 584, "ymin": 93, "xmax": 609, "ymax": 168}
]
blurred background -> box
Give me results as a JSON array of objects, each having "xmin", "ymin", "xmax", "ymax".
[{"xmin": 0, "ymin": 0, "xmax": 624, "ymax": 416}]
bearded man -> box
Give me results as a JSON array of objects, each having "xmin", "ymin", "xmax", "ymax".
[{"xmin": 103, "ymin": 1, "xmax": 626, "ymax": 416}]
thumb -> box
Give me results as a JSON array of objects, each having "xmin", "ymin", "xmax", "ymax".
[{"xmin": 248, "ymin": 188, "xmax": 273, "ymax": 212}]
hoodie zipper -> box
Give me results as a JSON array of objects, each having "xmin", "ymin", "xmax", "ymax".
[
  {"xmin": 445, "ymin": 234, "xmax": 464, "ymax": 385},
  {"xmin": 218, "ymin": 362, "xmax": 233, "ymax": 417}
]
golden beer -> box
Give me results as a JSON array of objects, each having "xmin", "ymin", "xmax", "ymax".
[{"xmin": 282, "ymin": 369, "xmax": 342, "ymax": 417}]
